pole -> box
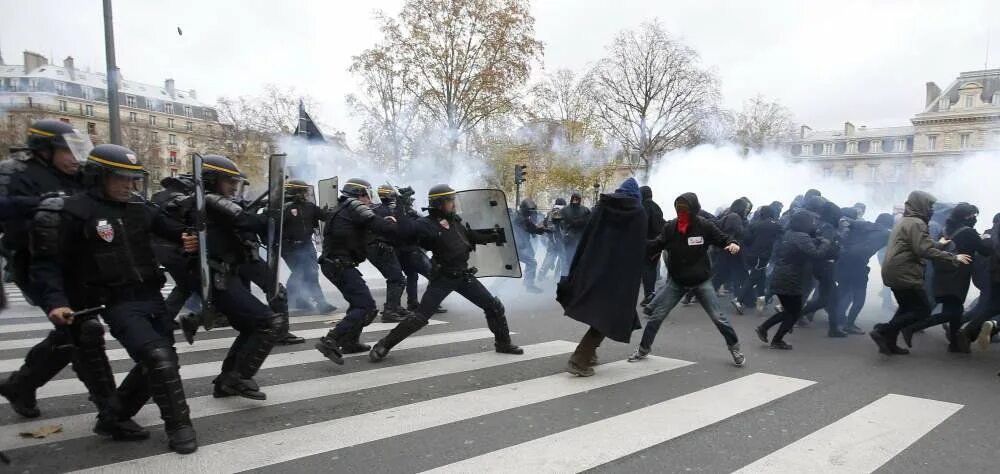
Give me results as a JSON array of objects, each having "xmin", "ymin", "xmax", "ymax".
[
  {"xmin": 103, "ymin": 0, "xmax": 122, "ymax": 145},
  {"xmin": 515, "ymin": 181, "xmax": 522, "ymax": 209}
]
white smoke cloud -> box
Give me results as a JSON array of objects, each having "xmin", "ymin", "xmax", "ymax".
[{"xmin": 927, "ymin": 149, "xmax": 1000, "ymax": 232}]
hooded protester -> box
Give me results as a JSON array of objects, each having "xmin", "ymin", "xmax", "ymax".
[
  {"xmin": 755, "ymin": 211, "xmax": 836, "ymax": 349},
  {"xmin": 962, "ymin": 212, "xmax": 1000, "ymax": 352},
  {"xmin": 800, "ymin": 201, "xmax": 849, "ymax": 337},
  {"xmin": 560, "ymin": 192, "xmax": 592, "ymax": 275},
  {"xmin": 737, "ymin": 204, "xmax": 783, "ymax": 314},
  {"xmin": 639, "ymin": 186, "xmax": 667, "ymax": 305},
  {"xmin": 539, "ymin": 197, "xmax": 567, "ymax": 280},
  {"xmin": 834, "ymin": 213, "xmax": 893, "ymax": 334},
  {"xmin": 628, "ymin": 192, "xmax": 746, "ymax": 367},
  {"xmin": 715, "ymin": 198, "xmax": 751, "ymax": 304},
  {"xmin": 779, "ymin": 195, "xmax": 805, "ymax": 229},
  {"xmin": 853, "ymin": 202, "xmax": 867, "ymax": 221},
  {"xmin": 512, "ymin": 199, "xmax": 548, "ymax": 293},
  {"xmin": 871, "ymin": 191, "xmax": 971, "ymax": 355},
  {"xmin": 902, "ymin": 203, "xmax": 993, "ymax": 352},
  {"xmin": 558, "ymin": 178, "xmax": 646, "ymax": 377}
]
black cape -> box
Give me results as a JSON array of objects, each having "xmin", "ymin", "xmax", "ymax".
[{"xmin": 557, "ymin": 192, "xmax": 646, "ymax": 343}]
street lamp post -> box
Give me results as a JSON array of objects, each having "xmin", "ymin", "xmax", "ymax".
[{"xmin": 103, "ymin": 0, "xmax": 122, "ymax": 145}]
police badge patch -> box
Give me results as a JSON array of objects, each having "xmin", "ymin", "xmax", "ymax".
[
  {"xmin": 291, "ymin": 208, "xmax": 298, "ymax": 217},
  {"xmin": 96, "ymin": 219, "xmax": 114, "ymax": 242}
]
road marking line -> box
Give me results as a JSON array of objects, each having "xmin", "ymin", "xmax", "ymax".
[
  {"xmin": 0, "ymin": 340, "xmax": 577, "ymax": 451},
  {"xmin": 70, "ymin": 356, "xmax": 694, "ymax": 474},
  {"xmin": 732, "ymin": 394, "xmax": 963, "ymax": 474},
  {"xmin": 424, "ymin": 372, "xmax": 815, "ymax": 473},
  {"xmin": 0, "ymin": 313, "xmax": 339, "ymax": 336}
]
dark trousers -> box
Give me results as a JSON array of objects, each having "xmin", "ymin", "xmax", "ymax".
[
  {"xmin": 802, "ymin": 273, "xmax": 842, "ymax": 330},
  {"xmin": 211, "ymin": 272, "xmax": 277, "ymax": 374},
  {"xmin": 368, "ymin": 243, "xmax": 406, "ymax": 308},
  {"xmin": 397, "ymin": 249, "xmax": 431, "ymax": 307},
  {"xmin": 641, "ymin": 259, "xmax": 659, "ymax": 299},
  {"xmin": 836, "ymin": 266, "xmax": 869, "ymax": 326},
  {"xmin": 962, "ymin": 282, "xmax": 1000, "ymax": 339},
  {"xmin": 760, "ymin": 294, "xmax": 803, "ymax": 343},
  {"xmin": 321, "ymin": 263, "xmax": 377, "ymax": 338},
  {"xmin": 570, "ymin": 327, "xmax": 604, "ymax": 365},
  {"xmin": 519, "ymin": 249, "xmax": 538, "ymax": 287},
  {"xmin": 878, "ymin": 288, "xmax": 933, "ymax": 343},
  {"xmin": 282, "ymin": 242, "xmax": 328, "ymax": 308},
  {"xmin": 738, "ymin": 257, "xmax": 769, "ymax": 304},
  {"xmin": 102, "ymin": 296, "xmax": 176, "ymax": 359}
]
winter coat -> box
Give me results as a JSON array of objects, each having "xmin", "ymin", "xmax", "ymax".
[
  {"xmin": 557, "ymin": 179, "xmax": 646, "ymax": 343},
  {"xmin": 770, "ymin": 212, "xmax": 836, "ymax": 296},
  {"xmin": 742, "ymin": 206, "xmax": 783, "ymax": 260},
  {"xmin": 882, "ymin": 191, "xmax": 961, "ymax": 289},
  {"xmin": 648, "ymin": 192, "xmax": 736, "ymax": 287},
  {"xmin": 836, "ymin": 215, "xmax": 892, "ymax": 279},
  {"xmin": 640, "ymin": 186, "xmax": 666, "ymax": 240},
  {"xmin": 933, "ymin": 226, "xmax": 992, "ymax": 300}
]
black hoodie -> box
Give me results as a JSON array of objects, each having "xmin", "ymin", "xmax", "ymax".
[
  {"xmin": 771, "ymin": 211, "xmax": 836, "ymax": 296},
  {"xmin": 648, "ymin": 192, "xmax": 736, "ymax": 287},
  {"xmin": 742, "ymin": 205, "xmax": 783, "ymax": 259},
  {"xmin": 640, "ymin": 186, "xmax": 666, "ymax": 239}
]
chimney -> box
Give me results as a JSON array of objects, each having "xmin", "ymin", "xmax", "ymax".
[
  {"xmin": 23, "ymin": 51, "xmax": 49, "ymax": 74},
  {"xmin": 63, "ymin": 56, "xmax": 76, "ymax": 80},
  {"xmin": 800, "ymin": 125, "xmax": 812, "ymax": 139},
  {"xmin": 164, "ymin": 78, "xmax": 176, "ymax": 98},
  {"xmin": 925, "ymin": 82, "xmax": 941, "ymax": 107},
  {"xmin": 844, "ymin": 121, "xmax": 855, "ymax": 137},
  {"xmin": 189, "ymin": 89, "xmax": 197, "ymax": 100}
]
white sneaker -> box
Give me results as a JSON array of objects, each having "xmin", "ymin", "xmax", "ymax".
[
  {"xmin": 755, "ymin": 296, "xmax": 766, "ymax": 315},
  {"xmin": 977, "ymin": 321, "xmax": 995, "ymax": 352},
  {"xmin": 627, "ymin": 347, "xmax": 650, "ymax": 362}
]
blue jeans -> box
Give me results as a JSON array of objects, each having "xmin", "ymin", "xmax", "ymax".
[{"xmin": 639, "ymin": 277, "xmax": 740, "ymax": 349}]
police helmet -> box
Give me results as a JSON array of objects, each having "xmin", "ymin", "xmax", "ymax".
[
  {"xmin": 27, "ymin": 119, "xmax": 94, "ymax": 163},
  {"xmin": 86, "ymin": 144, "xmax": 146, "ymax": 178},
  {"xmin": 519, "ymin": 199, "xmax": 537, "ymax": 215},
  {"xmin": 427, "ymin": 184, "xmax": 457, "ymax": 208},
  {"xmin": 341, "ymin": 178, "xmax": 372, "ymax": 198},
  {"xmin": 200, "ymin": 154, "xmax": 243, "ymax": 186},
  {"xmin": 377, "ymin": 184, "xmax": 398, "ymax": 200}
]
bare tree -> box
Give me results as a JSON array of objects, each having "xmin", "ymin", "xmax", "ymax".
[
  {"xmin": 588, "ymin": 20, "xmax": 720, "ymax": 177},
  {"xmin": 525, "ymin": 69, "xmax": 592, "ymax": 123},
  {"xmin": 347, "ymin": 46, "xmax": 420, "ymax": 172},
  {"xmin": 734, "ymin": 95, "xmax": 795, "ymax": 153},
  {"xmin": 376, "ymin": 0, "xmax": 544, "ymax": 159}
]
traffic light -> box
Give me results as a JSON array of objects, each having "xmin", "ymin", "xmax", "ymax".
[{"xmin": 514, "ymin": 164, "xmax": 527, "ymax": 184}]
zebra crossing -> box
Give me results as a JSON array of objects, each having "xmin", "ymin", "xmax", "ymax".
[{"xmin": 0, "ymin": 312, "xmax": 967, "ymax": 473}]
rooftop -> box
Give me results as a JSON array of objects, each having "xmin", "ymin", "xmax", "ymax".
[{"xmin": 793, "ymin": 125, "xmax": 915, "ymax": 143}]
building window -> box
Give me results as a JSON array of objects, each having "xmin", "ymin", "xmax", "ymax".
[
  {"xmin": 168, "ymin": 134, "xmax": 177, "ymax": 145},
  {"xmin": 965, "ymin": 95, "xmax": 973, "ymax": 108},
  {"xmin": 83, "ymin": 87, "xmax": 94, "ymax": 101},
  {"xmin": 185, "ymin": 121, "xmax": 193, "ymax": 131},
  {"xmin": 167, "ymin": 118, "xmax": 175, "ymax": 129},
  {"xmin": 187, "ymin": 137, "xmax": 195, "ymax": 147},
  {"xmin": 893, "ymin": 164, "xmax": 904, "ymax": 181},
  {"xmin": 800, "ymin": 144, "xmax": 811, "ymax": 156},
  {"xmin": 87, "ymin": 122, "xmax": 97, "ymax": 135},
  {"xmin": 844, "ymin": 167, "xmax": 854, "ymax": 180},
  {"xmin": 165, "ymin": 103, "xmax": 174, "ymax": 114},
  {"xmin": 147, "ymin": 99, "xmax": 156, "ymax": 110},
  {"xmin": 126, "ymin": 95, "xmax": 136, "ymax": 108},
  {"xmin": 55, "ymin": 81, "xmax": 65, "ymax": 95},
  {"xmin": 939, "ymin": 98, "xmax": 949, "ymax": 111},
  {"xmin": 152, "ymin": 131, "xmax": 159, "ymax": 143},
  {"xmin": 184, "ymin": 106, "xmax": 192, "ymax": 117},
  {"xmin": 169, "ymin": 150, "xmax": 178, "ymax": 164},
  {"xmin": 822, "ymin": 167, "xmax": 832, "ymax": 178},
  {"xmin": 59, "ymin": 117, "xmax": 70, "ymax": 124},
  {"xmin": 84, "ymin": 105, "xmax": 94, "ymax": 116},
  {"xmin": 58, "ymin": 100, "xmax": 68, "ymax": 112},
  {"xmin": 149, "ymin": 115, "xmax": 157, "ymax": 126},
  {"xmin": 870, "ymin": 140, "xmax": 881, "ymax": 153},
  {"xmin": 170, "ymin": 169, "xmax": 179, "ymax": 178},
  {"xmin": 847, "ymin": 141, "xmax": 857, "ymax": 154},
  {"xmin": 823, "ymin": 143, "xmax": 833, "ymax": 155},
  {"xmin": 960, "ymin": 133, "xmax": 970, "ymax": 149},
  {"xmin": 927, "ymin": 135, "xmax": 938, "ymax": 150},
  {"xmin": 129, "ymin": 112, "xmax": 137, "ymax": 122},
  {"xmin": 895, "ymin": 138, "xmax": 906, "ymax": 152},
  {"xmin": 868, "ymin": 164, "xmax": 878, "ymax": 181},
  {"xmin": 924, "ymin": 162, "xmax": 935, "ymax": 179},
  {"xmin": 28, "ymin": 79, "xmax": 38, "ymax": 90}
]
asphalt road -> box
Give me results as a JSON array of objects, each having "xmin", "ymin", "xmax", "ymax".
[{"xmin": 0, "ymin": 275, "xmax": 998, "ymax": 473}]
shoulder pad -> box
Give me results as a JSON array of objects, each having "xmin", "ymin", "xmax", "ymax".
[
  {"xmin": 0, "ymin": 158, "xmax": 28, "ymax": 175},
  {"xmin": 37, "ymin": 196, "xmax": 65, "ymax": 212},
  {"xmin": 344, "ymin": 198, "xmax": 375, "ymax": 222},
  {"xmin": 206, "ymin": 193, "xmax": 244, "ymax": 217}
]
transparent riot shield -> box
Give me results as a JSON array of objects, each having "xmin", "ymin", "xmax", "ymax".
[
  {"xmin": 264, "ymin": 154, "xmax": 287, "ymax": 301},
  {"xmin": 317, "ymin": 176, "xmax": 339, "ymax": 211},
  {"xmin": 453, "ymin": 189, "xmax": 522, "ymax": 278}
]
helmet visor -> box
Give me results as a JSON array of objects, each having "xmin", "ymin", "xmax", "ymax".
[{"xmin": 62, "ymin": 131, "xmax": 94, "ymax": 164}]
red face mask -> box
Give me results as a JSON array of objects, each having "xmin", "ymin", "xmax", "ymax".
[{"xmin": 677, "ymin": 210, "xmax": 690, "ymax": 234}]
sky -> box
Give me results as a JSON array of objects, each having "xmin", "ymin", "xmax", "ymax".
[{"xmin": 1, "ymin": 0, "xmax": 997, "ymax": 147}]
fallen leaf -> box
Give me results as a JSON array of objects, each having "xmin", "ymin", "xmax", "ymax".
[{"xmin": 19, "ymin": 425, "xmax": 63, "ymax": 439}]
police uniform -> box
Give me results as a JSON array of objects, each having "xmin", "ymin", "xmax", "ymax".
[
  {"xmin": 281, "ymin": 180, "xmax": 335, "ymax": 313},
  {"xmin": 150, "ymin": 175, "xmax": 197, "ymax": 319},
  {"xmin": 513, "ymin": 199, "xmax": 547, "ymax": 292},
  {"xmin": 314, "ymin": 178, "xmax": 405, "ymax": 363},
  {"xmin": 185, "ymin": 155, "xmax": 285, "ymax": 400},
  {"xmin": 30, "ymin": 144, "xmax": 197, "ymax": 452},
  {"xmin": 369, "ymin": 184, "xmax": 523, "ymax": 361},
  {"xmin": 368, "ymin": 185, "xmax": 413, "ymax": 322},
  {"xmin": 0, "ymin": 120, "xmax": 90, "ymax": 419}
]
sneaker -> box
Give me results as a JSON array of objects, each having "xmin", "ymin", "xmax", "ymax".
[
  {"xmin": 775, "ymin": 303, "xmax": 784, "ymax": 313},
  {"xmin": 730, "ymin": 298, "xmax": 745, "ymax": 315},
  {"xmin": 977, "ymin": 321, "xmax": 995, "ymax": 352},
  {"xmin": 755, "ymin": 297, "xmax": 766, "ymax": 315},
  {"xmin": 754, "ymin": 325, "xmax": 769, "ymax": 343},
  {"xmin": 728, "ymin": 344, "xmax": 746, "ymax": 367},
  {"xmin": 566, "ymin": 359, "xmax": 595, "ymax": 377},
  {"xmin": 681, "ymin": 294, "xmax": 694, "ymax": 306},
  {"xmin": 316, "ymin": 303, "xmax": 338, "ymax": 314},
  {"xmin": 770, "ymin": 340, "xmax": 793, "ymax": 350},
  {"xmin": 869, "ymin": 330, "xmax": 892, "ymax": 355},
  {"xmin": 845, "ymin": 324, "xmax": 866, "ymax": 335},
  {"xmin": 627, "ymin": 347, "xmax": 650, "ymax": 362}
]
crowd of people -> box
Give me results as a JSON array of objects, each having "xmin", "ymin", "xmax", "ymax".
[{"xmin": 0, "ymin": 119, "xmax": 997, "ymax": 458}]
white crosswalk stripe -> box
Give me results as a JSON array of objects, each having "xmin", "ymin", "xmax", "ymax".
[
  {"xmin": 0, "ymin": 319, "xmax": 969, "ymax": 473},
  {"xmin": 0, "ymin": 312, "xmax": 338, "ymax": 337}
]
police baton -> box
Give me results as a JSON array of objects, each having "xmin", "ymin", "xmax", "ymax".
[{"xmin": 53, "ymin": 305, "xmax": 106, "ymax": 350}]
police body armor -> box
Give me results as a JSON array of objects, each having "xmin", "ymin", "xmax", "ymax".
[
  {"xmin": 283, "ymin": 198, "xmax": 319, "ymax": 244},
  {"xmin": 34, "ymin": 194, "xmax": 163, "ymax": 307},
  {"xmin": 203, "ymin": 193, "xmax": 254, "ymax": 267},
  {"xmin": 322, "ymin": 196, "xmax": 376, "ymax": 265}
]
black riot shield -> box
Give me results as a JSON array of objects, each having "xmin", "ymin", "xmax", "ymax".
[
  {"xmin": 189, "ymin": 153, "xmax": 220, "ymax": 334},
  {"xmin": 265, "ymin": 154, "xmax": 287, "ymax": 301},
  {"xmin": 453, "ymin": 189, "xmax": 522, "ymax": 278}
]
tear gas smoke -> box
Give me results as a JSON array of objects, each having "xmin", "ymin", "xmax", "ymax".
[{"xmin": 927, "ymin": 150, "xmax": 1000, "ymax": 234}]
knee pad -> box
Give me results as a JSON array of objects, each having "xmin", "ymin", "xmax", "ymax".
[
  {"xmin": 485, "ymin": 297, "xmax": 505, "ymax": 320},
  {"xmin": 364, "ymin": 308, "xmax": 379, "ymax": 325},
  {"xmin": 261, "ymin": 313, "xmax": 286, "ymax": 334},
  {"xmin": 140, "ymin": 344, "xmax": 179, "ymax": 370},
  {"xmin": 75, "ymin": 318, "xmax": 106, "ymax": 347}
]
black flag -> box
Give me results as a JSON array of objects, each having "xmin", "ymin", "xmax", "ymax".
[{"xmin": 293, "ymin": 100, "xmax": 327, "ymax": 143}]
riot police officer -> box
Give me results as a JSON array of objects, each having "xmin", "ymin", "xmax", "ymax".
[
  {"xmin": 0, "ymin": 120, "xmax": 92, "ymax": 418},
  {"xmin": 369, "ymin": 184, "xmax": 523, "ymax": 361},
  {"xmin": 314, "ymin": 178, "xmax": 407, "ymax": 364},
  {"xmin": 30, "ymin": 144, "xmax": 198, "ymax": 453},
  {"xmin": 282, "ymin": 179, "xmax": 336, "ymax": 314},
  {"xmin": 186, "ymin": 155, "xmax": 285, "ymax": 400},
  {"xmin": 151, "ymin": 174, "xmax": 198, "ymax": 320},
  {"xmin": 392, "ymin": 186, "xmax": 447, "ymax": 314},
  {"xmin": 369, "ymin": 184, "xmax": 415, "ymax": 322},
  {"xmin": 513, "ymin": 198, "xmax": 548, "ymax": 293}
]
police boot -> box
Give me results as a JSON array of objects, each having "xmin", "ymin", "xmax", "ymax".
[
  {"xmin": 338, "ymin": 326, "xmax": 371, "ymax": 354},
  {"xmin": 274, "ymin": 313, "xmax": 305, "ymax": 345},
  {"xmin": 144, "ymin": 347, "xmax": 197, "ymax": 454},
  {"xmin": 0, "ymin": 372, "xmax": 41, "ymax": 418},
  {"xmin": 382, "ymin": 284, "xmax": 410, "ymax": 322},
  {"xmin": 115, "ymin": 365, "xmax": 151, "ymax": 421},
  {"xmin": 369, "ymin": 316, "xmax": 428, "ymax": 362},
  {"xmin": 315, "ymin": 331, "xmax": 345, "ymax": 365},
  {"xmin": 316, "ymin": 302, "xmax": 338, "ymax": 314},
  {"xmin": 486, "ymin": 316, "xmax": 523, "ymax": 355}
]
